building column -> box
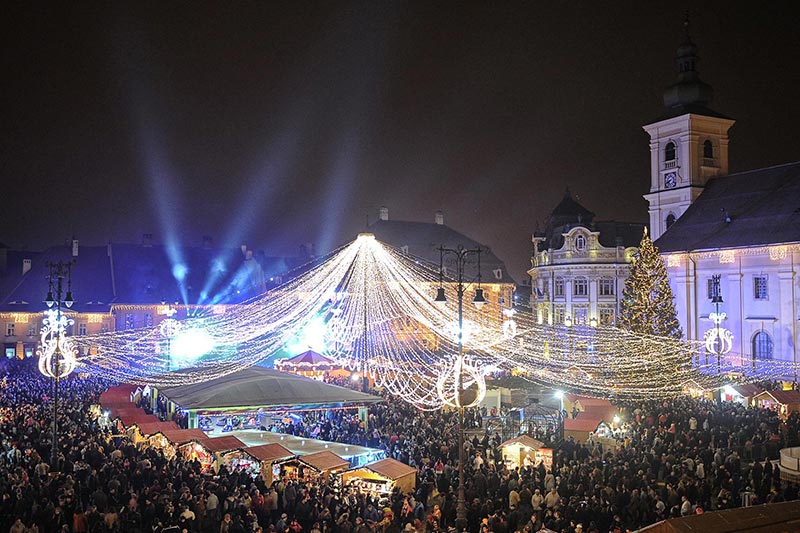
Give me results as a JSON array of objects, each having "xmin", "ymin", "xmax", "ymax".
[
  {"xmin": 727, "ymin": 272, "xmax": 744, "ymax": 364},
  {"xmin": 778, "ymin": 270, "xmax": 796, "ymax": 364}
]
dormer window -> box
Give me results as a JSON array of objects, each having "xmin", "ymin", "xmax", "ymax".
[
  {"xmin": 664, "ymin": 142, "xmax": 676, "ymax": 161},
  {"xmin": 574, "ymin": 234, "xmax": 586, "ymax": 251}
]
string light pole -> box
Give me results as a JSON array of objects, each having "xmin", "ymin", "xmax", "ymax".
[
  {"xmin": 433, "ymin": 245, "xmax": 486, "ymax": 530},
  {"xmin": 38, "ymin": 260, "xmax": 77, "ymax": 470}
]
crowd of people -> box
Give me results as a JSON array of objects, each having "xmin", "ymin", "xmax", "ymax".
[{"xmin": 1, "ymin": 358, "xmax": 799, "ymax": 533}]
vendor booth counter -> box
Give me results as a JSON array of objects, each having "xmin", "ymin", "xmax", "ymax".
[
  {"xmin": 241, "ymin": 443, "xmax": 295, "ymax": 485},
  {"xmin": 499, "ymin": 435, "xmax": 552, "ymax": 470},
  {"xmin": 340, "ymin": 458, "xmax": 417, "ymax": 497}
]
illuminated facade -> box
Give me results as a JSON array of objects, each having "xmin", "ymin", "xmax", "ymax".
[
  {"xmin": 369, "ymin": 207, "xmax": 516, "ymax": 349},
  {"xmin": 644, "ymin": 24, "xmax": 800, "ymax": 370},
  {"xmin": 0, "ymin": 238, "xmax": 304, "ymax": 360},
  {"xmin": 528, "ymin": 191, "xmax": 644, "ymax": 327}
]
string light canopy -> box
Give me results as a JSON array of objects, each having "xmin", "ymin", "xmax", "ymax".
[{"xmin": 71, "ymin": 235, "xmax": 790, "ymax": 407}]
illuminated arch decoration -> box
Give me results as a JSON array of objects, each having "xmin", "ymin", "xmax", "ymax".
[
  {"xmin": 67, "ymin": 234, "xmax": 792, "ymax": 406},
  {"xmin": 37, "ymin": 308, "xmax": 78, "ymax": 379}
]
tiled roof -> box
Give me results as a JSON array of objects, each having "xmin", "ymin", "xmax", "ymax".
[
  {"xmin": 655, "ymin": 161, "xmax": 800, "ymax": 253},
  {"xmin": 535, "ymin": 191, "xmax": 643, "ymax": 251},
  {"xmin": 0, "ymin": 242, "xmax": 305, "ymax": 312},
  {"xmin": 368, "ymin": 219, "xmax": 515, "ymax": 284}
]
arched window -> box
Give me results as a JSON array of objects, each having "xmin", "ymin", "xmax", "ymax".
[
  {"xmin": 575, "ymin": 234, "xmax": 586, "ymax": 251},
  {"xmin": 752, "ymin": 331, "xmax": 774, "ymax": 360},
  {"xmin": 664, "ymin": 142, "xmax": 676, "ymax": 161},
  {"xmin": 703, "ymin": 140, "xmax": 713, "ymax": 159},
  {"xmin": 666, "ymin": 213, "xmax": 676, "ymax": 229}
]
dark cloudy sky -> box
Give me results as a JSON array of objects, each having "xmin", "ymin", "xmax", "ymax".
[{"xmin": 3, "ymin": 2, "xmax": 799, "ymax": 281}]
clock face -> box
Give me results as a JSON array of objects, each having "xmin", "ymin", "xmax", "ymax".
[{"xmin": 665, "ymin": 172, "xmax": 677, "ymax": 189}]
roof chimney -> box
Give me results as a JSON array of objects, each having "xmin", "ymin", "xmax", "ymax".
[
  {"xmin": 72, "ymin": 239, "xmax": 79, "ymax": 257},
  {"xmin": 435, "ymin": 210, "xmax": 444, "ymax": 225},
  {"xmin": 379, "ymin": 206, "xmax": 389, "ymax": 221},
  {"xmin": 202, "ymin": 235, "xmax": 213, "ymax": 249},
  {"xmin": 142, "ymin": 233, "xmax": 153, "ymax": 247},
  {"xmin": 22, "ymin": 258, "xmax": 32, "ymax": 276}
]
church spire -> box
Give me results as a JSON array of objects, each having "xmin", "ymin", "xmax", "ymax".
[{"xmin": 663, "ymin": 13, "xmax": 714, "ymax": 111}]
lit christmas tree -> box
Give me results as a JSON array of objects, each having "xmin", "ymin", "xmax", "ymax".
[{"xmin": 619, "ymin": 228, "xmax": 683, "ymax": 339}]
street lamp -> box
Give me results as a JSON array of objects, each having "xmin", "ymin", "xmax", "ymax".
[
  {"xmin": 433, "ymin": 245, "xmax": 486, "ymax": 530},
  {"xmin": 710, "ymin": 274, "xmax": 723, "ymax": 372},
  {"xmin": 37, "ymin": 260, "xmax": 77, "ymax": 471}
]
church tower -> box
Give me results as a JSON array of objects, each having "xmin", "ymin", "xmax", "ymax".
[{"xmin": 643, "ymin": 17, "xmax": 735, "ymax": 240}]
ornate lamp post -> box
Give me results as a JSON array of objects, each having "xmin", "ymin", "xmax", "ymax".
[
  {"xmin": 37, "ymin": 260, "xmax": 77, "ymax": 470},
  {"xmin": 433, "ymin": 245, "xmax": 487, "ymax": 530}
]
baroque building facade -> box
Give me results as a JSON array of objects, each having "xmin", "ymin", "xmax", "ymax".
[
  {"xmin": 528, "ymin": 191, "xmax": 644, "ymax": 328},
  {"xmin": 645, "ymin": 24, "xmax": 800, "ymax": 371}
]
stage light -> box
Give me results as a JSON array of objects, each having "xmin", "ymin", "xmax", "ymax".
[{"xmin": 171, "ymin": 327, "xmax": 215, "ymax": 361}]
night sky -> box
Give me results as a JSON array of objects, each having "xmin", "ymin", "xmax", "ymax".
[{"xmin": 3, "ymin": 2, "xmax": 799, "ymax": 281}]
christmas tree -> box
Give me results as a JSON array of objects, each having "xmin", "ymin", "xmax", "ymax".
[{"xmin": 618, "ymin": 228, "xmax": 683, "ymax": 339}]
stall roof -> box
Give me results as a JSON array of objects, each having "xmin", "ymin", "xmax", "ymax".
[
  {"xmin": 135, "ymin": 421, "xmax": 180, "ymax": 436},
  {"xmin": 155, "ymin": 366, "xmax": 383, "ymax": 410},
  {"xmin": 118, "ymin": 412, "xmax": 160, "ymax": 428},
  {"xmin": 499, "ymin": 435, "xmax": 545, "ymax": 450},
  {"xmin": 731, "ymin": 383, "xmax": 764, "ymax": 398},
  {"xmin": 360, "ymin": 458, "xmax": 417, "ymax": 480},
  {"xmin": 200, "ymin": 435, "xmax": 247, "ymax": 453},
  {"xmin": 637, "ymin": 499, "xmax": 800, "ymax": 532},
  {"xmin": 244, "ymin": 443, "xmax": 294, "ymax": 462},
  {"xmin": 157, "ymin": 428, "xmax": 208, "ymax": 445},
  {"xmin": 297, "ymin": 450, "xmax": 350, "ymax": 472},
  {"xmin": 754, "ymin": 390, "xmax": 800, "ymax": 405},
  {"xmin": 564, "ymin": 417, "xmax": 602, "ymax": 432}
]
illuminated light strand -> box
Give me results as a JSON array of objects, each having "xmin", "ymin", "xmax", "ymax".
[{"xmin": 68, "ymin": 236, "xmax": 791, "ymax": 404}]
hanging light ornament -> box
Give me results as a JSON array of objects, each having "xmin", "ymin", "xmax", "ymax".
[{"xmin": 37, "ymin": 308, "xmax": 78, "ymax": 379}]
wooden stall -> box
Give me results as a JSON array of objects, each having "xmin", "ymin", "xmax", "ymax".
[
  {"xmin": 753, "ymin": 390, "xmax": 800, "ymax": 419},
  {"xmin": 129, "ymin": 421, "xmax": 180, "ymax": 446},
  {"xmin": 278, "ymin": 450, "xmax": 350, "ymax": 482},
  {"xmin": 340, "ymin": 458, "xmax": 417, "ymax": 496},
  {"xmin": 148, "ymin": 428, "xmax": 208, "ymax": 459},
  {"xmin": 244, "ymin": 443, "xmax": 295, "ymax": 486},
  {"xmin": 498, "ymin": 435, "xmax": 551, "ymax": 470},
  {"xmin": 198, "ymin": 435, "xmax": 248, "ymax": 473},
  {"xmin": 721, "ymin": 383, "xmax": 764, "ymax": 406}
]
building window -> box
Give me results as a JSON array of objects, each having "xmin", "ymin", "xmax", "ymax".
[
  {"xmin": 5, "ymin": 323, "xmax": 14, "ymax": 337},
  {"xmin": 664, "ymin": 141, "xmax": 676, "ymax": 161},
  {"xmin": 599, "ymin": 307, "xmax": 615, "ymax": 325},
  {"xmin": 573, "ymin": 306, "xmax": 589, "ymax": 325},
  {"xmin": 4, "ymin": 348, "xmax": 13, "ymax": 358},
  {"xmin": 573, "ymin": 277, "xmax": 588, "ymax": 297},
  {"xmin": 666, "ymin": 213, "xmax": 676, "ymax": 229},
  {"xmin": 703, "ymin": 140, "xmax": 713, "ymax": 159},
  {"xmin": 554, "ymin": 278, "xmax": 565, "ymax": 298},
  {"xmin": 752, "ymin": 331, "xmax": 773, "ymax": 359},
  {"xmin": 78, "ymin": 323, "xmax": 87, "ymax": 336},
  {"xmin": 125, "ymin": 313, "xmax": 135, "ymax": 330},
  {"xmin": 27, "ymin": 324, "xmax": 37, "ymax": 337},
  {"xmin": 574, "ymin": 234, "xmax": 586, "ymax": 251},
  {"xmin": 706, "ymin": 278, "xmax": 715, "ymax": 299},
  {"xmin": 144, "ymin": 313, "xmax": 154, "ymax": 327},
  {"xmin": 541, "ymin": 306, "xmax": 550, "ymax": 325},
  {"xmin": 101, "ymin": 322, "xmax": 109, "ymax": 333},
  {"xmin": 554, "ymin": 306, "xmax": 565, "ymax": 326},
  {"xmin": 599, "ymin": 278, "xmax": 615, "ymax": 296},
  {"xmin": 753, "ymin": 276, "xmax": 768, "ymax": 300}
]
